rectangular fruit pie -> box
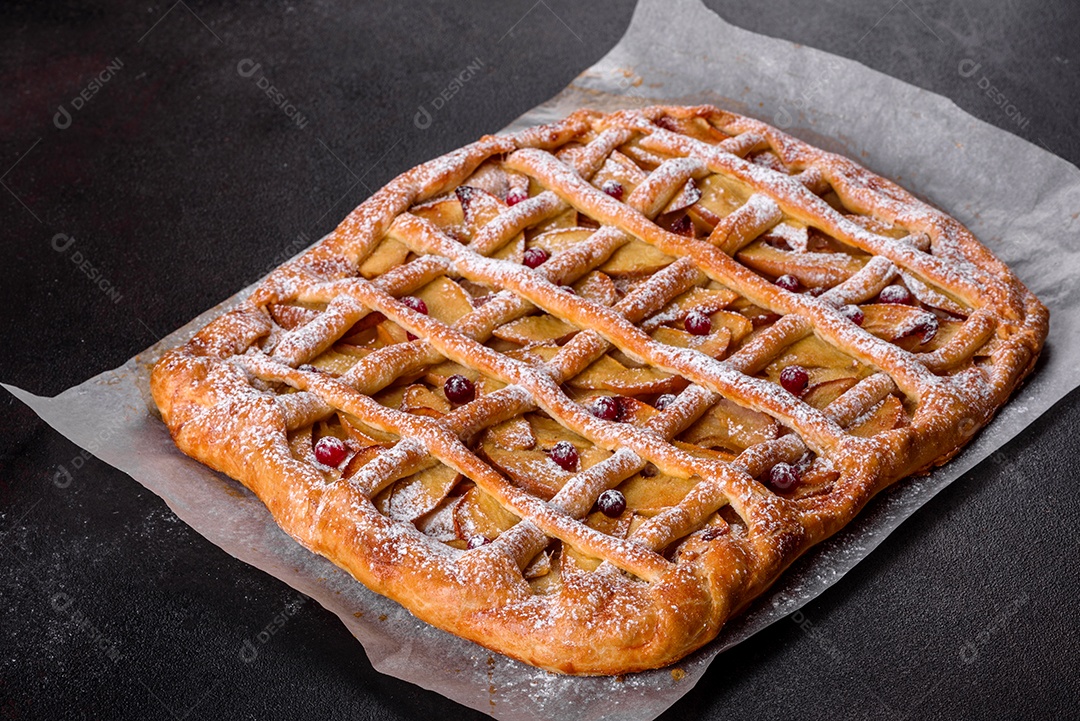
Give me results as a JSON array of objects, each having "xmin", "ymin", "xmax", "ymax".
[{"xmin": 152, "ymin": 105, "xmax": 1047, "ymax": 674}]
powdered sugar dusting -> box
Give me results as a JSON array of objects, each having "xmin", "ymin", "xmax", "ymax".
[{"xmin": 149, "ymin": 100, "xmax": 1046, "ymax": 685}]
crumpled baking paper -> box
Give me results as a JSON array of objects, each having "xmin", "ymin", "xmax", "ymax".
[{"xmin": 6, "ymin": 1, "xmax": 1080, "ymax": 719}]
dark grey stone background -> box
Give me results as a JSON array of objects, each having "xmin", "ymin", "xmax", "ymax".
[{"xmin": 1, "ymin": 1, "xmax": 1077, "ymax": 719}]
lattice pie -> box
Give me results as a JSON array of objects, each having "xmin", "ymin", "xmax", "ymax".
[{"xmin": 152, "ymin": 106, "xmax": 1047, "ymax": 674}]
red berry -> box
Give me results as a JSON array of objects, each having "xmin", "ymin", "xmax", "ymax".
[
  {"xmin": 840, "ymin": 304, "xmax": 865, "ymax": 326},
  {"xmin": 655, "ymin": 393, "xmax": 677, "ymax": 410},
  {"xmin": 444, "ymin": 374, "xmax": 476, "ymax": 404},
  {"xmin": 779, "ymin": 365, "xmax": 809, "ymax": 395},
  {"xmin": 314, "ymin": 436, "xmax": 348, "ymax": 467},
  {"xmin": 775, "ymin": 274, "xmax": 801, "ymax": 292},
  {"xmin": 505, "ymin": 187, "xmax": 528, "ymax": 206},
  {"xmin": 523, "ymin": 247, "xmax": 548, "ymax": 268},
  {"xmin": 549, "ymin": 441, "xmax": 579, "ymax": 472},
  {"xmin": 455, "ymin": 186, "xmax": 481, "ymax": 218},
  {"xmin": 596, "ymin": 489, "xmax": 626, "ymax": 517},
  {"xmin": 640, "ymin": 463, "xmax": 658, "ymax": 478},
  {"xmin": 655, "ymin": 116, "xmax": 680, "ymax": 132},
  {"xmin": 467, "ymin": 535, "xmax": 490, "ymax": 549},
  {"xmin": 473, "ymin": 294, "xmax": 494, "ymax": 307},
  {"xmin": 561, "ymin": 285, "xmax": 576, "ymax": 294},
  {"xmin": 911, "ymin": 315, "xmax": 939, "ymax": 343},
  {"xmin": 767, "ymin": 462, "xmax": 800, "ymax": 491},
  {"xmin": 600, "ymin": 180, "xmax": 624, "ymax": 200},
  {"xmin": 400, "ymin": 296, "xmax": 428, "ymax": 315},
  {"xmin": 878, "ymin": 285, "xmax": 912, "ymax": 305},
  {"xmin": 684, "ymin": 310, "xmax": 712, "ymax": 336},
  {"xmin": 402, "ymin": 298, "xmax": 425, "ymax": 339},
  {"xmin": 589, "ymin": 396, "xmax": 620, "ymax": 421},
  {"xmin": 670, "ymin": 215, "xmax": 694, "ymax": 237}
]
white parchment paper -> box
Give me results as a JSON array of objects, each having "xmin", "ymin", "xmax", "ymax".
[{"xmin": 6, "ymin": 1, "xmax": 1080, "ymax": 719}]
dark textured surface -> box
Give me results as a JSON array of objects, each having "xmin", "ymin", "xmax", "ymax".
[{"xmin": 1, "ymin": 1, "xmax": 1077, "ymax": 719}]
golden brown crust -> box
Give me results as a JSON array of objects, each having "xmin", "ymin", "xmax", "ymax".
[{"xmin": 151, "ymin": 105, "xmax": 1047, "ymax": 675}]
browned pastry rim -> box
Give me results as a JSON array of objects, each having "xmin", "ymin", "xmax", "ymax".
[{"xmin": 151, "ymin": 105, "xmax": 1047, "ymax": 675}]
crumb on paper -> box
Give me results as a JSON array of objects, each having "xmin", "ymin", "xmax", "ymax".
[{"xmin": 613, "ymin": 66, "xmax": 644, "ymax": 87}]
